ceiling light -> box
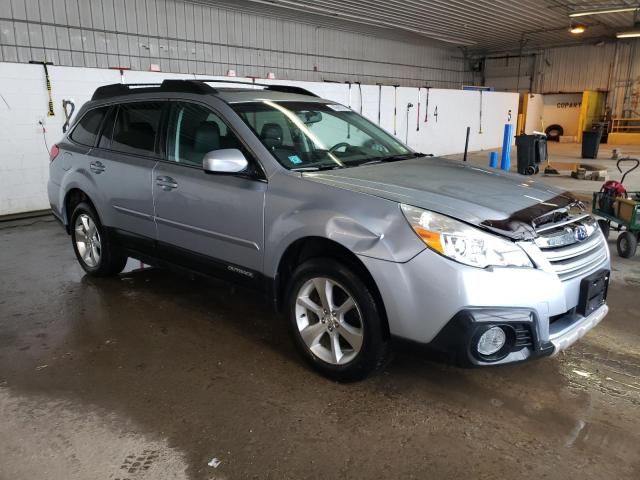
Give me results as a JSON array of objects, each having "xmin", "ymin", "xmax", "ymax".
[
  {"xmin": 570, "ymin": 7, "xmax": 638, "ymax": 17},
  {"xmin": 617, "ymin": 20, "xmax": 640, "ymax": 38},
  {"xmin": 570, "ymin": 24, "xmax": 587, "ymax": 34},
  {"xmin": 617, "ymin": 30, "xmax": 640, "ymax": 38}
]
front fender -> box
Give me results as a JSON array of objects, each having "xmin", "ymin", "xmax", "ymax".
[{"xmin": 263, "ymin": 172, "xmax": 426, "ymax": 278}]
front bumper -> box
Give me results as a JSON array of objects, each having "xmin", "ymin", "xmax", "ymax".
[
  {"xmin": 548, "ymin": 303, "xmax": 608, "ymax": 356},
  {"xmin": 358, "ymin": 244, "xmax": 610, "ymax": 366},
  {"xmin": 427, "ymin": 303, "xmax": 608, "ymax": 367}
]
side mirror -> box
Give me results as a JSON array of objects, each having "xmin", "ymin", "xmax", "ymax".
[{"xmin": 202, "ymin": 149, "xmax": 248, "ymax": 174}]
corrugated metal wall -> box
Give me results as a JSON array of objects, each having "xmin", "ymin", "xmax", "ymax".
[
  {"xmin": 0, "ymin": 0, "xmax": 470, "ymax": 87},
  {"xmin": 484, "ymin": 45, "xmax": 617, "ymax": 94},
  {"xmin": 608, "ymin": 42, "xmax": 640, "ymax": 118},
  {"xmin": 482, "ymin": 41, "xmax": 640, "ymax": 117},
  {"xmin": 484, "ymin": 55, "xmax": 535, "ymax": 93},
  {"xmin": 533, "ymin": 44, "xmax": 617, "ymax": 93}
]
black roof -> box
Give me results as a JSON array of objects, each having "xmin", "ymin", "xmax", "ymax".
[{"xmin": 91, "ymin": 79, "xmax": 318, "ymax": 101}]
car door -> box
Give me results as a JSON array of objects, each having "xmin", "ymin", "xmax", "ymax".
[
  {"xmin": 153, "ymin": 101, "xmax": 266, "ymax": 279},
  {"xmin": 90, "ymin": 101, "xmax": 165, "ymax": 250}
]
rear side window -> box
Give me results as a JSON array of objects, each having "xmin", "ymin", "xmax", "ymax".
[
  {"xmin": 103, "ymin": 102, "xmax": 164, "ymax": 156},
  {"xmin": 70, "ymin": 107, "xmax": 108, "ymax": 146}
]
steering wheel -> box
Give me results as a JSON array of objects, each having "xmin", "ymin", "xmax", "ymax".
[{"xmin": 329, "ymin": 142, "xmax": 350, "ymax": 153}]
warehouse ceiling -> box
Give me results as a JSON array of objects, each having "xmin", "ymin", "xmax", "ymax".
[{"xmin": 202, "ymin": 0, "xmax": 640, "ymax": 53}]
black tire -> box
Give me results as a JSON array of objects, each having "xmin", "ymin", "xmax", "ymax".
[
  {"xmin": 597, "ymin": 219, "xmax": 610, "ymax": 240},
  {"xmin": 617, "ymin": 231, "xmax": 638, "ymax": 258},
  {"xmin": 70, "ymin": 202, "xmax": 127, "ymax": 276},
  {"xmin": 285, "ymin": 258, "xmax": 389, "ymax": 382},
  {"xmin": 545, "ymin": 124, "xmax": 563, "ymax": 142}
]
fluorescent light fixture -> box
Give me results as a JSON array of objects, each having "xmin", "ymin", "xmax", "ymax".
[
  {"xmin": 570, "ymin": 6, "xmax": 638, "ymax": 17},
  {"xmin": 570, "ymin": 24, "xmax": 586, "ymax": 34},
  {"xmin": 617, "ymin": 30, "xmax": 640, "ymax": 38}
]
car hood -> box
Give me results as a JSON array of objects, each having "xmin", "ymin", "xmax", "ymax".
[{"xmin": 303, "ymin": 157, "xmax": 581, "ymax": 240}]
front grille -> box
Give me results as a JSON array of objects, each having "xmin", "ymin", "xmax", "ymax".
[{"xmin": 536, "ymin": 217, "xmax": 608, "ymax": 282}]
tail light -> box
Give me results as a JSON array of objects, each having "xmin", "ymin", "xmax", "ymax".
[{"xmin": 49, "ymin": 144, "xmax": 60, "ymax": 162}]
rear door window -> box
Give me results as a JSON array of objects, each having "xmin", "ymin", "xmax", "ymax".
[
  {"xmin": 70, "ymin": 107, "xmax": 108, "ymax": 147},
  {"xmin": 106, "ymin": 102, "xmax": 164, "ymax": 157}
]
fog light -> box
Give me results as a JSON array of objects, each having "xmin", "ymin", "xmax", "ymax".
[{"xmin": 477, "ymin": 326, "xmax": 506, "ymax": 356}]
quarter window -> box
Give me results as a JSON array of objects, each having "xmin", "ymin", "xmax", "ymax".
[
  {"xmin": 69, "ymin": 107, "xmax": 108, "ymax": 147},
  {"xmin": 167, "ymin": 102, "xmax": 244, "ymax": 167}
]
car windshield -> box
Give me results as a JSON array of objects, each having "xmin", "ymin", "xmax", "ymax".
[{"xmin": 232, "ymin": 101, "xmax": 417, "ymax": 170}]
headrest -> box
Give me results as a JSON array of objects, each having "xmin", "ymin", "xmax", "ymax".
[
  {"xmin": 194, "ymin": 122, "xmax": 220, "ymax": 153},
  {"xmin": 260, "ymin": 122, "xmax": 283, "ymax": 149}
]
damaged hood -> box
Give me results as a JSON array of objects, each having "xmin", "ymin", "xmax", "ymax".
[{"xmin": 304, "ymin": 157, "xmax": 581, "ymax": 240}]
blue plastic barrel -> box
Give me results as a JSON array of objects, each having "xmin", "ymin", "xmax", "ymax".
[
  {"xmin": 489, "ymin": 151, "xmax": 498, "ymax": 168},
  {"xmin": 501, "ymin": 124, "xmax": 513, "ymax": 171}
]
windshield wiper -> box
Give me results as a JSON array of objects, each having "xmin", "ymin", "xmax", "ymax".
[
  {"xmin": 359, "ymin": 152, "xmax": 423, "ymax": 166},
  {"xmin": 359, "ymin": 159, "xmax": 384, "ymax": 166},
  {"xmin": 379, "ymin": 152, "xmax": 424, "ymax": 161},
  {"xmin": 291, "ymin": 164, "xmax": 343, "ymax": 172}
]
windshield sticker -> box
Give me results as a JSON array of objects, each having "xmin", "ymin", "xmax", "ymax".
[
  {"xmin": 288, "ymin": 155, "xmax": 303, "ymax": 165},
  {"xmin": 327, "ymin": 104, "xmax": 351, "ymax": 112}
]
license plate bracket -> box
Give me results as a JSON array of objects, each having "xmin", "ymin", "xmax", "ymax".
[{"xmin": 577, "ymin": 269, "xmax": 609, "ymax": 317}]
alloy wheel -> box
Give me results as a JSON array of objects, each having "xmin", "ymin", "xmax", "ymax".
[
  {"xmin": 74, "ymin": 213, "xmax": 102, "ymax": 267},
  {"xmin": 294, "ymin": 277, "xmax": 364, "ymax": 365}
]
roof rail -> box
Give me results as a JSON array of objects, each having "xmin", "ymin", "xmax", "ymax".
[
  {"xmin": 91, "ymin": 80, "xmax": 216, "ymax": 101},
  {"xmin": 196, "ymin": 79, "xmax": 319, "ymax": 97},
  {"xmin": 91, "ymin": 79, "xmax": 318, "ymax": 101}
]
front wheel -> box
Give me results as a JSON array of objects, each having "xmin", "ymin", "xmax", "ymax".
[
  {"xmin": 285, "ymin": 258, "xmax": 389, "ymax": 382},
  {"xmin": 71, "ymin": 202, "xmax": 127, "ymax": 276}
]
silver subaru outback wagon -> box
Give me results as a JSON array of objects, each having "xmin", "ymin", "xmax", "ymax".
[{"xmin": 48, "ymin": 79, "xmax": 610, "ymax": 381}]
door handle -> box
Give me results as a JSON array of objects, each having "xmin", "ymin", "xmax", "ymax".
[
  {"xmin": 156, "ymin": 176, "xmax": 178, "ymax": 191},
  {"xmin": 89, "ymin": 160, "xmax": 105, "ymax": 174}
]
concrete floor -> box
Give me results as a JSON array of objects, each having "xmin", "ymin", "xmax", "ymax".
[
  {"xmin": 452, "ymin": 141, "xmax": 640, "ymax": 195},
  {"xmin": 1, "ymin": 146, "xmax": 640, "ymax": 479}
]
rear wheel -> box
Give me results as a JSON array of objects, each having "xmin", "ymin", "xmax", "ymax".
[
  {"xmin": 285, "ymin": 258, "xmax": 389, "ymax": 381},
  {"xmin": 617, "ymin": 231, "xmax": 638, "ymax": 258},
  {"xmin": 71, "ymin": 202, "xmax": 127, "ymax": 276}
]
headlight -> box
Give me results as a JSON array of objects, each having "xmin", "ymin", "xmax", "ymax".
[{"xmin": 401, "ymin": 204, "xmax": 533, "ymax": 268}]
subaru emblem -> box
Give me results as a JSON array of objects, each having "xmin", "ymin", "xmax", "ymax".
[{"xmin": 574, "ymin": 225, "xmax": 588, "ymax": 241}]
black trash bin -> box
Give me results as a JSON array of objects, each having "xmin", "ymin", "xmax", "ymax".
[
  {"xmin": 582, "ymin": 128, "xmax": 603, "ymax": 159},
  {"xmin": 535, "ymin": 133, "xmax": 548, "ymax": 163},
  {"xmin": 516, "ymin": 134, "xmax": 546, "ymax": 175}
]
